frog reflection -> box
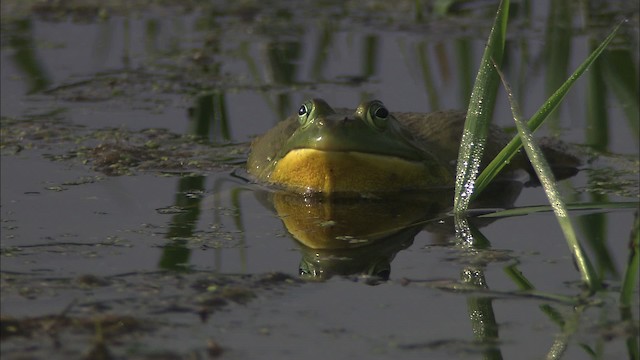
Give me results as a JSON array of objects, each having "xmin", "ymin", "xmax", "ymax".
[
  {"xmin": 297, "ymin": 222, "xmax": 421, "ymax": 281},
  {"xmin": 255, "ymin": 180, "xmax": 524, "ymax": 281}
]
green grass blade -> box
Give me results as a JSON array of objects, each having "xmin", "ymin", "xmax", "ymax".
[
  {"xmin": 478, "ymin": 201, "xmax": 638, "ymax": 218},
  {"xmin": 504, "ymin": 264, "xmax": 534, "ymax": 290},
  {"xmin": 455, "ymin": 213, "xmax": 492, "ymax": 248},
  {"xmin": 495, "ymin": 65, "xmax": 599, "ymax": 292},
  {"xmin": 453, "ymin": 0, "xmax": 509, "ymax": 213},
  {"xmin": 504, "ymin": 264, "xmax": 569, "ymax": 328},
  {"xmin": 472, "ymin": 21, "xmax": 625, "ymax": 201}
]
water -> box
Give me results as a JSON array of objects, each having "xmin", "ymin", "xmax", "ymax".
[{"xmin": 1, "ymin": 1, "xmax": 638, "ymax": 359}]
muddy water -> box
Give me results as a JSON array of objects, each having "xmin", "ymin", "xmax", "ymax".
[{"xmin": 1, "ymin": 1, "xmax": 638, "ymax": 359}]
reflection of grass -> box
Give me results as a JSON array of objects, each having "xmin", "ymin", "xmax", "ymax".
[
  {"xmin": 543, "ymin": 0, "xmax": 572, "ymax": 132},
  {"xmin": 6, "ymin": 18, "xmax": 51, "ymax": 93}
]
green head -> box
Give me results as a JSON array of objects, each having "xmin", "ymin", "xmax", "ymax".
[
  {"xmin": 247, "ymin": 98, "xmax": 453, "ymax": 194},
  {"xmin": 279, "ymin": 98, "xmax": 427, "ymax": 160}
]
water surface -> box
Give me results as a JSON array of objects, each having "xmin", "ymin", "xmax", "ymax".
[{"xmin": 1, "ymin": 1, "xmax": 638, "ymax": 359}]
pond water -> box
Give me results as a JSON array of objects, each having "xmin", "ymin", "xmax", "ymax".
[{"xmin": 1, "ymin": 1, "xmax": 638, "ymax": 359}]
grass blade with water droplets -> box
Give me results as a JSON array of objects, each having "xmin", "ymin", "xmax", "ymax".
[
  {"xmin": 478, "ymin": 201, "xmax": 638, "ymax": 218},
  {"xmin": 453, "ymin": 0, "xmax": 509, "ymax": 213},
  {"xmin": 495, "ymin": 64, "xmax": 599, "ymax": 292},
  {"xmin": 472, "ymin": 20, "xmax": 625, "ymax": 201}
]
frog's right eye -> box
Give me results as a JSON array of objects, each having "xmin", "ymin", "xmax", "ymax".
[
  {"xmin": 365, "ymin": 100, "xmax": 390, "ymax": 131},
  {"xmin": 298, "ymin": 104, "xmax": 308, "ymax": 116},
  {"xmin": 297, "ymin": 100, "xmax": 314, "ymax": 126}
]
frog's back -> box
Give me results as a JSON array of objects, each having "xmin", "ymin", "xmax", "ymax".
[
  {"xmin": 393, "ymin": 110, "xmax": 516, "ymax": 168},
  {"xmin": 393, "ymin": 110, "xmax": 581, "ymax": 181}
]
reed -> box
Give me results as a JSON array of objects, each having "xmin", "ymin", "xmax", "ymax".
[
  {"xmin": 470, "ymin": 21, "xmax": 625, "ymax": 200},
  {"xmin": 453, "ymin": 0, "xmax": 628, "ymax": 292},
  {"xmin": 453, "ymin": 0, "xmax": 509, "ymax": 214}
]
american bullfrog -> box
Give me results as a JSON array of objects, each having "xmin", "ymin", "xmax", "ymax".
[{"xmin": 247, "ymin": 98, "xmax": 577, "ymax": 195}]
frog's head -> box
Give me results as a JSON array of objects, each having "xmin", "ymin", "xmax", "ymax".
[{"xmin": 265, "ymin": 98, "xmax": 452, "ymax": 194}]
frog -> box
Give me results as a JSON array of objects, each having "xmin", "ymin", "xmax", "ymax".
[{"xmin": 247, "ymin": 98, "xmax": 578, "ymax": 195}]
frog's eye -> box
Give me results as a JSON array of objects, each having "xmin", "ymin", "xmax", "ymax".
[
  {"xmin": 367, "ymin": 100, "xmax": 389, "ymax": 130},
  {"xmin": 297, "ymin": 100, "xmax": 314, "ymax": 126},
  {"xmin": 374, "ymin": 106, "xmax": 388, "ymax": 119},
  {"xmin": 298, "ymin": 104, "xmax": 308, "ymax": 116}
]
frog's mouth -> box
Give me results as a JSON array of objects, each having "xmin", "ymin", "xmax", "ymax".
[{"xmin": 270, "ymin": 148, "xmax": 452, "ymax": 194}]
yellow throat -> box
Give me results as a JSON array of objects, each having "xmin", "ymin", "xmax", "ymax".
[{"xmin": 269, "ymin": 148, "xmax": 452, "ymax": 193}]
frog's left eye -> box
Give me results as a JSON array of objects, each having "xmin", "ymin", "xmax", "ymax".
[{"xmin": 366, "ymin": 101, "xmax": 389, "ymax": 130}]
